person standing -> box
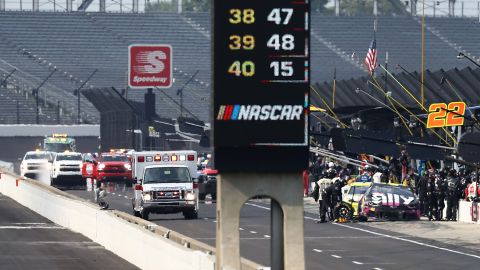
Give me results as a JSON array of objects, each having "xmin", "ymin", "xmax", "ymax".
[
  {"xmin": 445, "ymin": 169, "xmax": 460, "ymax": 221},
  {"xmin": 435, "ymin": 175, "xmax": 447, "ymax": 221},
  {"xmin": 416, "ymin": 172, "xmax": 428, "ymax": 216},
  {"xmin": 426, "ymin": 172, "xmax": 438, "ymax": 221}
]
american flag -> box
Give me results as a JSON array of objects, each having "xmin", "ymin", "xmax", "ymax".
[{"xmin": 365, "ymin": 39, "xmax": 377, "ymax": 75}]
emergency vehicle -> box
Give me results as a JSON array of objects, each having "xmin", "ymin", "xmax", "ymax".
[
  {"xmin": 81, "ymin": 152, "xmax": 133, "ymax": 183},
  {"xmin": 50, "ymin": 151, "xmax": 83, "ymax": 185},
  {"xmin": 20, "ymin": 150, "xmax": 54, "ymax": 179},
  {"xmin": 43, "ymin": 134, "xmax": 76, "ymax": 153},
  {"xmin": 131, "ymin": 151, "xmax": 199, "ymax": 220}
]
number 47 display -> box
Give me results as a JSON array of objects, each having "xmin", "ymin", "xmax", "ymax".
[{"xmin": 426, "ymin": 101, "xmax": 466, "ymax": 128}]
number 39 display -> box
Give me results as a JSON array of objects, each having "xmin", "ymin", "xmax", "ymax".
[
  {"xmin": 426, "ymin": 101, "xmax": 466, "ymax": 128},
  {"xmin": 213, "ymin": 0, "xmax": 310, "ymax": 172}
]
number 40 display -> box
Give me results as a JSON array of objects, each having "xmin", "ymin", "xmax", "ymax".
[{"xmin": 426, "ymin": 101, "xmax": 466, "ymax": 128}]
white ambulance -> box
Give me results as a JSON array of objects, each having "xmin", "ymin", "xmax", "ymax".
[{"xmin": 131, "ymin": 150, "xmax": 199, "ymax": 220}]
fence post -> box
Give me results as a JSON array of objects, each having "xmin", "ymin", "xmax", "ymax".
[
  {"xmin": 461, "ymin": 1, "xmax": 464, "ymax": 17},
  {"xmin": 0, "ymin": 0, "xmax": 4, "ymax": 12}
]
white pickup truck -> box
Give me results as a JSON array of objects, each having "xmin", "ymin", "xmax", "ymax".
[{"xmin": 131, "ymin": 151, "xmax": 199, "ymax": 220}]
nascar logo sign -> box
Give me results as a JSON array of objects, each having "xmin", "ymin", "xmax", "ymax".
[
  {"xmin": 216, "ymin": 105, "xmax": 304, "ymax": 121},
  {"xmin": 128, "ymin": 44, "xmax": 172, "ymax": 88}
]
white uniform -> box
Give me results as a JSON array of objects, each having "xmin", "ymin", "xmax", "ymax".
[{"xmin": 317, "ymin": 178, "xmax": 333, "ymax": 201}]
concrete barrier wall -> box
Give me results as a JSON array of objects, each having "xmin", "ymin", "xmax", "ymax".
[
  {"xmin": 458, "ymin": 200, "xmax": 480, "ymax": 224},
  {"xmin": 0, "ymin": 170, "xmax": 215, "ymax": 270},
  {"xmin": 0, "ymin": 124, "xmax": 100, "ymax": 137}
]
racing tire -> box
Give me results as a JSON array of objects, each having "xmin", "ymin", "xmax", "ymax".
[
  {"xmin": 358, "ymin": 215, "xmax": 368, "ymax": 222},
  {"xmin": 198, "ymin": 193, "xmax": 206, "ymax": 201},
  {"xmin": 50, "ymin": 177, "xmax": 57, "ymax": 186},
  {"xmin": 140, "ymin": 210, "xmax": 149, "ymax": 221},
  {"xmin": 335, "ymin": 202, "xmax": 354, "ymax": 221},
  {"xmin": 133, "ymin": 210, "xmax": 140, "ymax": 217}
]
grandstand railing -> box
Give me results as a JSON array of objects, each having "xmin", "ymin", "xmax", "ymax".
[
  {"xmin": 0, "ymin": 58, "xmax": 98, "ymax": 124},
  {"xmin": 2, "ymin": 0, "xmax": 480, "ymax": 19}
]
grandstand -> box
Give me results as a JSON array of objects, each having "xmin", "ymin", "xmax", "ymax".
[{"xmin": 0, "ymin": 9, "xmax": 479, "ymax": 126}]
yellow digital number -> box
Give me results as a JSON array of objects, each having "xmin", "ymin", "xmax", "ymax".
[
  {"xmin": 228, "ymin": 61, "xmax": 255, "ymax": 77},
  {"xmin": 229, "ymin": 35, "xmax": 255, "ymax": 50},
  {"xmin": 229, "ymin": 9, "xmax": 255, "ymax": 24},
  {"xmin": 229, "ymin": 9, "xmax": 242, "ymax": 24}
]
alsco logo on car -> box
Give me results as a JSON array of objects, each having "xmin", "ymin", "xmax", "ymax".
[{"xmin": 128, "ymin": 44, "xmax": 172, "ymax": 88}]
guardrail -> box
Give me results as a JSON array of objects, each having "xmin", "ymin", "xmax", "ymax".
[{"xmin": 0, "ymin": 169, "xmax": 264, "ymax": 270}]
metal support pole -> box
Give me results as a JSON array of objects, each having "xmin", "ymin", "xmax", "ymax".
[
  {"xmin": 16, "ymin": 100, "xmax": 20, "ymax": 124},
  {"xmin": 335, "ymin": 0, "xmax": 340, "ymax": 16},
  {"xmin": 33, "ymin": 0, "xmax": 39, "ymax": 11},
  {"xmin": 100, "ymin": 0, "xmax": 106, "ymax": 12},
  {"xmin": 57, "ymin": 101, "xmax": 61, "ymax": 124},
  {"xmin": 35, "ymin": 69, "xmax": 56, "ymax": 124},
  {"xmin": 271, "ymin": 199, "xmax": 284, "ymax": 270},
  {"xmin": 373, "ymin": 0, "xmax": 378, "ymax": 16},
  {"xmin": 0, "ymin": 0, "xmax": 5, "ymax": 12},
  {"xmin": 0, "ymin": 69, "xmax": 16, "ymax": 87},
  {"xmin": 76, "ymin": 69, "xmax": 97, "ymax": 124},
  {"xmin": 462, "ymin": 2, "xmax": 464, "ymax": 17},
  {"xmin": 133, "ymin": 0, "xmax": 139, "ymax": 13}
]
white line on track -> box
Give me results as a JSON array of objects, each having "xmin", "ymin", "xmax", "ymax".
[
  {"xmin": 246, "ymin": 201, "xmax": 480, "ymax": 261},
  {"xmin": 352, "ymin": 261, "xmax": 364, "ymax": 265},
  {"xmin": 264, "ymin": 235, "xmax": 271, "ymax": 238},
  {"xmin": 331, "ymin": 255, "xmax": 342, "ymax": 259},
  {"xmin": 239, "ymin": 228, "xmax": 244, "ymax": 231},
  {"xmin": 373, "ymin": 268, "xmax": 383, "ymax": 270},
  {"xmin": 312, "ymin": 249, "xmax": 322, "ymax": 253},
  {"xmin": 334, "ymin": 223, "xmax": 480, "ymax": 260},
  {"xmin": 250, "ymin": 231, "xmax": 257, "ymax": 234}
]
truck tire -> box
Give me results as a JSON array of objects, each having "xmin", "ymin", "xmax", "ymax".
[
  {"xmin": 184, "ymin": 210, "xmax": 198, "ymax": 220},
  {"xmin": 140, "ymin": 210, "xmax": 149, "ymax": 221}
]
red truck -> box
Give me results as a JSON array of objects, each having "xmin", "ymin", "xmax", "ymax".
[{"xmin": 82, "ymin": 152, "xmax": 132, "ymax": 183}]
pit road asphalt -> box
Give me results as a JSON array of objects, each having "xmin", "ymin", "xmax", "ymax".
[
  {"xmin": 63, "ymin": 181, "xmax": 480, "ymax": 270},
  {"xmin": 0, "ymin": 193, "xmax": 138, "ymax": 270}
]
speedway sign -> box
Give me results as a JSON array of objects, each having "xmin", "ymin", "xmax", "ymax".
[{"xmin": 128, "ymin": 44, "xmax": 172, "ymax": 88}]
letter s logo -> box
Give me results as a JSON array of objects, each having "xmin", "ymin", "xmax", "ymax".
[{"xmin": 135, "ymin": 51, "xmax": 166, "ymax": 74}]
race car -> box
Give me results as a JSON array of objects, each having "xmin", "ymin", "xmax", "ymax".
[
  {"xmin": 342, "ymin": 182, "xmax": 372, "ymax": 217},
  {"xmin": 358, "ymin": 183, "xmax": 420, "ymax": 221}
]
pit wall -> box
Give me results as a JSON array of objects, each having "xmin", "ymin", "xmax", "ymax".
[
  {"xmin": 0, "ymin": 169, "xmax": 215, "ymax": 270},
  {"xmin": 458, "ymin": 200, "xmax": 480, "ymax": 224}
]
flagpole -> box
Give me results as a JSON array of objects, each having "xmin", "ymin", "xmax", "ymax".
[
  {"xmin": 421, "ymin": 0, "xmax": 425, "ymax": 108},
  {"xmin": 373, "ymin": 18, "xmax": 377, "ymax": 77},
  {"xmin": 332, "ymin": 68, "xmax": 336, "ymax": 109}
]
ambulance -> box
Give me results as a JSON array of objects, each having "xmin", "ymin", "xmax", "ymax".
[{"xmin": 131, "ymin": 150, "xmax": 199, "ymax": 220}]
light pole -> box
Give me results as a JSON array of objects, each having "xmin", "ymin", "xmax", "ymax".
[{"xmin": 457, "ymin": 52, "xmax": 480, "ymax": 68}]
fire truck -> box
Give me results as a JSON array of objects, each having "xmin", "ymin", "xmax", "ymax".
[{"xmin": 131, "ymin": 151, "xmax": 199, "ymax": 220}]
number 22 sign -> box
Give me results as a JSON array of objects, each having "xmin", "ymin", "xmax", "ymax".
[{"xmin": 426, "ymin": 101, "xmax": 466, "ymax": 128}]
